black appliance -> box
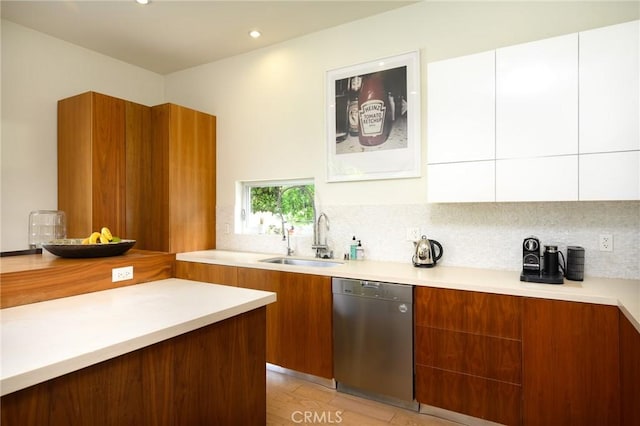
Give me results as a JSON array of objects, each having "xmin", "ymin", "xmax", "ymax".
[
  {"xmin": 522, "ymin": 236, "xmax": 541, "ymax": 273},
  {"xmin": 565, "ymin": 246, "xmax": 585, "ymax": 281},
  {"xmin": 520, "ymin": 238, "xmax": 565, "ymax": 285}
]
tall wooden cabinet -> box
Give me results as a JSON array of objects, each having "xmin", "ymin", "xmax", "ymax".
[
  {"xmin": 137, "ymin": 104, "xmax": 216, "ymax": 253},
  {"xmin": 58, "ymin": 92, "xmax": 128, "ymax": 239},
  {"xmin": 58, "ymin": 92, "xmax": 216, "ymax": 252}
]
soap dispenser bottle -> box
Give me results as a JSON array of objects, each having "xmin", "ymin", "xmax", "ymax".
[
  {"xmin": 356, "ymin": 240, "xmax": 364, "ymax": 260},
  {"xmin": 350, "ymin": 236, "xmax": 357, "ymax": 260}
]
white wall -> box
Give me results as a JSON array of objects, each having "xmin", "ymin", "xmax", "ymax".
[
  {"xmin": 164, "ymin": 1, "xmax": 640, "ymax": 279},
  {"xmin": 1, "ymin": 3, "xmax": 639, "ymax": 279},
  {"xmin": 1, "ymin": 20, "xmax": 164, "ymax": 251}
]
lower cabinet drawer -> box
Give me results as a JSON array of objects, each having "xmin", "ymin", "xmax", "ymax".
[
  {"xmin": 416, "ymin": 365, "xmax": 521, "ymax": 426},
  {"xmin": 416, "ymin": 326, "xmax": 522, "ymax": 384}
]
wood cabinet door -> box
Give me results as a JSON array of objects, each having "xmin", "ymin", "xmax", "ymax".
[
  {"xmin": 237, "ymin": 268, "xmax": 281, "ymax": 365},
  {"xmin": 522, "ymin": 298, "xmax": 620, "ymax": 425},
  {"xmin": 415, "ymin": 286, "xmax": 522, "ymax": 425},
  {"xmin": 278, "ymin": 272, "xmax": 333, "ymax": 379},
  {"xmin": 174, "ymin": 261, "xmax": 238, "ymax": 286},
  {"xmin": 168, "ymin": 105, "xmax": 216, "ymax": 253},
  {"xmin": 58, "ymin": 92, "xmax": 126, "ymax": 238},
  {"xmin": 91, "ymin": 93, "xmax": 126, "ymax": 238},
  {"xmin": 416, "ymin": 286, "xmax": 522, "ymax": 339},
  {"xmin": 620, "ymin": 311, "xmax": 640, "ymax": 426}
]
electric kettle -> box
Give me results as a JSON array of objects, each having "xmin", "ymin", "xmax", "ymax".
[{"xmin": 412, "ymin": 235, "xmax": 443, "ymax": 268}]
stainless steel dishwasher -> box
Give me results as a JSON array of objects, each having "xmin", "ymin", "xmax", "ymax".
[{"xmin": 332, "ymin": 278, "xmax": 417, "ymax": 410}]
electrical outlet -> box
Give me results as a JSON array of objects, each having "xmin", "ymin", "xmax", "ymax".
[
  {"xmin": 112, "ymin": 266, "xmax": 134, "ymax": 282},
  {"xmin": 599, "ymin": 234, "xmax": 613, "ymax": 252},
  {"xmin": 406, "ymin": 227, "xmax": 420, "ymax": 241}
]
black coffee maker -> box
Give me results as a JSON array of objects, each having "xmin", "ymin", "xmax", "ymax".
[{"xmin": 520, "ymin": 237, "xmax": 565, "ymax": 284}]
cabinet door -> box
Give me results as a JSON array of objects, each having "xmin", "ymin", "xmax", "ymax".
[
  {"xmin": 496, "ymin": 156, "xmax": 578, "ymax": 202},
  {"xmin": 58, "ymin": 92, "xmax": 126, "ymax": 238},
  {"xmin": 416, "ymin": 287, "xmax": 522, "ymax": 339},
  {"xmin": 579, "ymin": 151, "xmax": 640, "ymax": 201},
  {"xmin": 427, "ymin": 50, "xmax": 495, "ymax": 163},
  {"xmin": 523, "ymin": 298, "xmax": 620, "ymax": 425},
  {"xmin": 427, "ymin": 161, "xmax": 495, "ymax": 203},
  {"xmin": 580, "ymin": 20, "xmax": 639, "ymax": 153},
  {"xmin": 174, "ymin": 261, "xmax": 238, "ymax": 286},
  {"xmin": 237, "ymin": 268, "xmax": 281, "ymax": 366},
  {"xmin": 620, "ymin": 312, "xmax": 640, "ymax": 426},
  {"xmin": 279, "ymin": 272, "xmax": 333, "ymax": 379},
  {"xmin": 168, "ymin": 105, "xmax": 217, "ymax": 253},
  {"xmin": 496, "ymin": 33, "xmax": 578, "ymax": 159}
]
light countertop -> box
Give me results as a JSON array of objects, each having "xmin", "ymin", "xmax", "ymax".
[
  {"xmin": 0, "ymin": 278, "xmax": 276, "ymax": 396},
  {"xmin": 177, "ymin": 250, "xmax": 640, "ymax": 333}
]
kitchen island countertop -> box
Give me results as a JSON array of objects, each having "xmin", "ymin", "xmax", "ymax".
[
  {"xmin": 177, "ymin": 249, "xmax": 640, "ymax": 333},
  {"xmin": 0, "ymin": 278, "xmax": 276, "ymax": 396}
]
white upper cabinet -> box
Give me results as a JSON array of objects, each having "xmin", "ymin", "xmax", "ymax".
[
  {"xmin": 427, "ymin": 161, "xmax": 495, "ymax": 203},
  {"xmin": 496, "ymin": 156, "xmax": 578, "ymax": 202},
  {"xmin": 579, "ymin": 20, "xmax": 639, "ymax": 154},
  {"xmin": 427, "ymin": 50, "xmax": 495, "ymax": 164},
  {"xmin": 426, "ymin": 20, "xmax": 638, "ymax": 203},
  {"xmin": 580, "ymin": 151, "xmax": 640, "ymax": 201},
  {"xmin": 496, "ymin": 33, "xmax": 578, "ymax": 159}
]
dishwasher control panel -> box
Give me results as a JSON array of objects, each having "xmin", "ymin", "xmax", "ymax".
[{"xmin": 332, "ymin": 278, "xmax": 413, "ymax": 302}]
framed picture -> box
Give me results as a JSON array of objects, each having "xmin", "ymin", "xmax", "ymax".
[{"xmin": 326, "ymin": 51, "xmax": 421, "ymax": 182}]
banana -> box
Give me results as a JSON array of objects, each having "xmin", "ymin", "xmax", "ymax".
[
  {"xmin": 89, "ymin": 232, "xmax": 101, "ymax": 244},
  {"xmin": 81, "ymin": 237, "xmax": 90, "ymax": 245},
  {"xmin": 101, "ymin": 227, "xmax": 113, "ymax": 242}
]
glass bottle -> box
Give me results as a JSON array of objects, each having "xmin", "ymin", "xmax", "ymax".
[
  {"xmin": 347, "ymin": 76, "xmax": 361, "ymax": 137},
  {"xmin": 358, "ymin": 72, "xmax": 392, "ymax": 146}
]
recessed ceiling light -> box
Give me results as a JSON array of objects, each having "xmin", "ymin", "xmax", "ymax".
[
  {"xmin": 249, "ymin": 30, "xmax": 262, "ymax": 39},
  {"xmin": 136, "ymin": 0, "xmax": 149, "ymax": 5}
]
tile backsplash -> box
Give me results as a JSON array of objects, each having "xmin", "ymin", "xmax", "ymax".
[{"xmin": 217, "ymin": 201, "xmax": 639, "ymax": 280}]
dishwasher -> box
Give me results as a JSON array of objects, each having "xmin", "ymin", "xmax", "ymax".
[{"xmin": 332, "ymin": 278, "xmax": 417, "ymax": 410}]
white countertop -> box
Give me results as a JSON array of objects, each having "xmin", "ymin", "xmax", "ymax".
[
  {"xmin": 0, "ymin": 278, "xmax": 276, "ymax": 396},
  {"xmin": 177, "ymin": 250, "xmax": 640, "ymax": 333}
]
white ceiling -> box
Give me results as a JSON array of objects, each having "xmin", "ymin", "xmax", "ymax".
[{"xmin": 1, "ymin": 0, "xmax": 417, "ymax": 74}]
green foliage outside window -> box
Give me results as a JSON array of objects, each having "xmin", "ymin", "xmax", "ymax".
[{"xmin": 250, "ymin": 185, "xmax": 315, "ymax": 225}]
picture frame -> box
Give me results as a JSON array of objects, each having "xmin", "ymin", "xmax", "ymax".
[{"xmin": 326, "ymin": 51, "xmax": 421, "ymax": 182}]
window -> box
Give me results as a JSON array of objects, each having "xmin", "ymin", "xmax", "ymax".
[{"xmin": 240, "ymin": 179, "xmax": 315, "ymax": 236}]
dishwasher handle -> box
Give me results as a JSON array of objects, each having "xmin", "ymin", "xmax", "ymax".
[{"xmin": 361, "ymin": 281, "xmax": 380, "ymax": 289}]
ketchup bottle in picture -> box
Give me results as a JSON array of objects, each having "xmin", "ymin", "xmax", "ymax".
[{"xmin": 358, "ymin": 72, "xmax": 392, "ymax": 146}]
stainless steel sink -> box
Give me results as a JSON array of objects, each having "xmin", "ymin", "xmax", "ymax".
[{"xmin": 259, "ymin": 257, "xmax": 343, "ymax": 268}]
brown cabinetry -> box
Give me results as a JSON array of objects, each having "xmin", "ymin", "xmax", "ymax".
[
  {"xmin": 620, "ymin": 312, "xmax": 640, "ymax": 425},
  {"xmin": 175, "ymin": 262, "xmax": 333, "ymax": 379},
  {"xmin": 138, "ymin": 104, "xmax": 216, "ymax": 253},
  {"xmin": 58, "ymin": 92, "xmax": 216, "ymax": 253},
  {"xmin": 415, "ymin": 287, "xmax": 522, "ymax": 425},
  {"xmin": 58, "ymin": 92, "xmax": 128, "ymax": 238},
  {"xmin": 522, "ymin": 298, "xmax": 620, "ymax": 425},
  {"xmin": 175, "ymin": 261, "xmax": 237, "ymax": 286},
  {"xmin": 238, "ymin": 268, "xmax": 333, "ymax": 379},
  {"xmin": 1, "ymin": 307, "xmax": 267, "ymax": 425}
]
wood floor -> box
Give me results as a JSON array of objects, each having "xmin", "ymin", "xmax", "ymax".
[{"xmin": 266, "ymin": 370, "xmax": 460, "ymax": 425}]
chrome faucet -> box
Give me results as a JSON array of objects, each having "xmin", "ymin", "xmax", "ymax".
[
  {"xmin": 277, "ymin": 185, "xmax": 332, "ymax": 258},
  {"xmin": 313, "ymin": 212, "xmax": 331, "ymax": 258},
  {"xmin": 286, "ymin": 225, "xmax": 295, "ymax": 256}
]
